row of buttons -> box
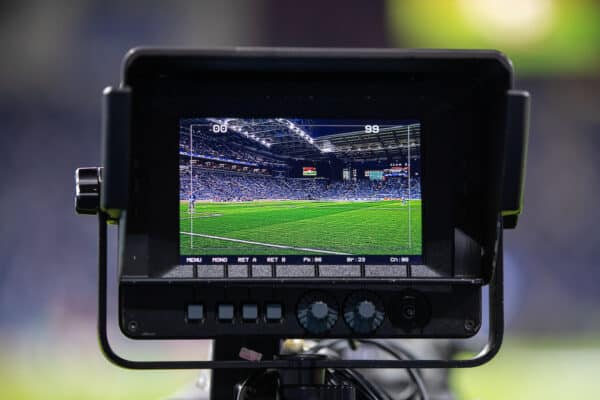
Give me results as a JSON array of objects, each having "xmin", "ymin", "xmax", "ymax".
[
  {"xmin": 164, "ymin": 264, "xmax": 440, "ymax": 279},
  {"xmin": 187, "ymin": 303, "xmax": 283, "ymax": 323},
  {"xmin": 227, "ymin": 264, "xmax": 408, "ymax": 278}
]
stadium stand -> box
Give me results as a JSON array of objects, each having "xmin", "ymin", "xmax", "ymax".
[
  {"xmin": 179, "ymin": 119, "xmax": 421, "ymax": 202},
  {"xmin": 180, "ymin": 166, "xmax": 421, "ymax": 202},
  {"xmin": 180, "ymin": 126, "xmax": 287, "ymax": 169}
]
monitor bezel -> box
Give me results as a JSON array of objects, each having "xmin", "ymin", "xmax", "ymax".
[{"xmin": 119, "ymin": 48, "xmax": 511, "ymax": 282}]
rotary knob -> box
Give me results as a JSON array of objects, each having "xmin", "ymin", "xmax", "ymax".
[
  {"xmin": 74, "ymin": 167, "xmax": 102, "ymax": 215},
  {"xmin": 343, "ymin": 292, "xmax": 385, "ymax": 334},
  {"xmin": 296, "ymin": 292, "xmax": 338, "ymax": 334}
]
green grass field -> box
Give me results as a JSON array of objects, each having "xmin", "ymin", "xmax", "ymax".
[{"xmin": 180, "ymin": 199, "xmax": 422, "ymax": 256}]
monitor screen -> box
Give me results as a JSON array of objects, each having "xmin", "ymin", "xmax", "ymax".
[{"xmin": 179, "ymin": 118, "xmax": 422, "ymax": 266}]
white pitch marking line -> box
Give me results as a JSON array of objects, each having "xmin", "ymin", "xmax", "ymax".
[
  {"xmin": 407, "ymin": 124, "xmax": 412, "ymax": 250},
  {"xmin": 180, "ymin": 232, "xmax": 350, "ymax": 255},
  {"xmin": 180, "ymin": 213, "xmax": 223, "ymax": 220}
]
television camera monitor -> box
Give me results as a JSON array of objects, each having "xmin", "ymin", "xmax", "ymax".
[{"xmin": 86, "ymin": 48, "xmax": 527, "ymax": 344}]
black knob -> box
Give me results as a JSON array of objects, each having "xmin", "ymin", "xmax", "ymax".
[
  {"xmin": 388, "ymin": 290, "xmax": 431, "ymax": 331},
  {"xmin": 297, "ymin": 292, "xmax": 338, "ymax": 334},
  {"xmin": 75, "ymin": 167, "xmax": 102, "ymax": 215},
  {"xmin": 343, "ymin": 292, "xmax": 385, "ymax": 334}
]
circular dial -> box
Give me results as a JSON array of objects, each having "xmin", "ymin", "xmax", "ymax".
[
  {"xmin": 343, "ymin": 292, "xmax": 385, "ymax": 334},
  {"xmin": 296, "ymin": 292, "xmax": 339, "ymax": 334}
]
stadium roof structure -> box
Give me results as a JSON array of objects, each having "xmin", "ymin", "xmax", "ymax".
[
  {"xmin": 211, "ymin": 118, "xmax": 420, "ymax": 161},
  {"xmin": 209, "ymin": 118, "xmax": 323, "ymax": 159},
  {"xmin": 313, "ymin": 124, "xmax": 421, "ymax": 160}
]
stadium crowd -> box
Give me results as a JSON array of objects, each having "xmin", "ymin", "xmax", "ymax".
[
  {"xmin": 180, "ymin": 128, "xmax": 286, "ymax": 169},
  {"xmin": 179, "ymin": 125, "xmax": 421, "ymax": 202},
  {"xmin": 180, "ymin": 166, "xmax": 421, "ymax": 202}
]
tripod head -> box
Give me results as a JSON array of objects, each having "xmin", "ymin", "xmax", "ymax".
[{"xmin": 75, "ymin": 48, "xmax": 530, "ymax": 399}]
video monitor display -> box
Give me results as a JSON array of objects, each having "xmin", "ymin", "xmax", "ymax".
[{"xmin": 179, "ymin": 118, "xmax": 422, "ymax": 265}]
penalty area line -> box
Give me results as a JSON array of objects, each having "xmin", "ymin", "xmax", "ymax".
[{"xmin": 180, "ymin": 232, "xmax": 350, "ymax": 255}]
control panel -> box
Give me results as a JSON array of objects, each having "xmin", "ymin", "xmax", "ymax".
[{"xmin": 120, "ymin": 282, "xmax": 482, "ymax": 339}]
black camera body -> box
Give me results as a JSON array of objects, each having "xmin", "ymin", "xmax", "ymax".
[{"xmin": 82, "ymin": 48, "xmax": 528, "ymax": 369}]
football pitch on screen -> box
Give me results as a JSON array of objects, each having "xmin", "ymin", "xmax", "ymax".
[{"xmin": 180, "ymin": 200, "xmax": 421, "ymax": 255}]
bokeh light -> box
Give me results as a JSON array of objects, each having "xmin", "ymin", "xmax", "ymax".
[{"xmin": 387, "ymin": 0, "xmax": 600, "ymax": 74}]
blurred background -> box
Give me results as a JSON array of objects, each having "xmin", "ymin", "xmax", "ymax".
[{"xmin": 1, "ymin": 0, "xmax": 599, "ymax": 399}]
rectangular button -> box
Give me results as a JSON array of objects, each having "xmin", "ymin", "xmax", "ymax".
[
  {"xmin": 411, "ymin": 264, "xmax": 443, "ymax": 278},
  {"xmin": 276, "ymin": 264, "xmax": 315, "ymax": 277},
  {"xmin": 228, "ymin": 264, "xmax": 249, "ymax": 278},
  {"xmin": 265, "ymin": 304, "xmax": 282, "ymax": 322},
  {"xmin": 187, "ymin": 304, "xmax": 204, "ymax": 321},
  {"xmin": 218, "ymin": 304, "xmax": 235, "ymax": 322},
  {"xmin": 197, "ymin": 265, "xmax": 225, "ymax": 278},
  {"xmin": 319, "ymin": 264, "xmax": 361, "ymax": 277},
  {"xmin": 252, "ymin": 264, "xmax": 273, "ymax": 278},
  {"xmin": 242, "ymin": 304, "xmax": 258, "ymax": 321},
  {"xmin": 364, "ymin": 265, "xmax": 407, "ymax": 277},
  {"xmin": 162, "ymin": 265, "xmax": 194, "ymax": 278}
]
